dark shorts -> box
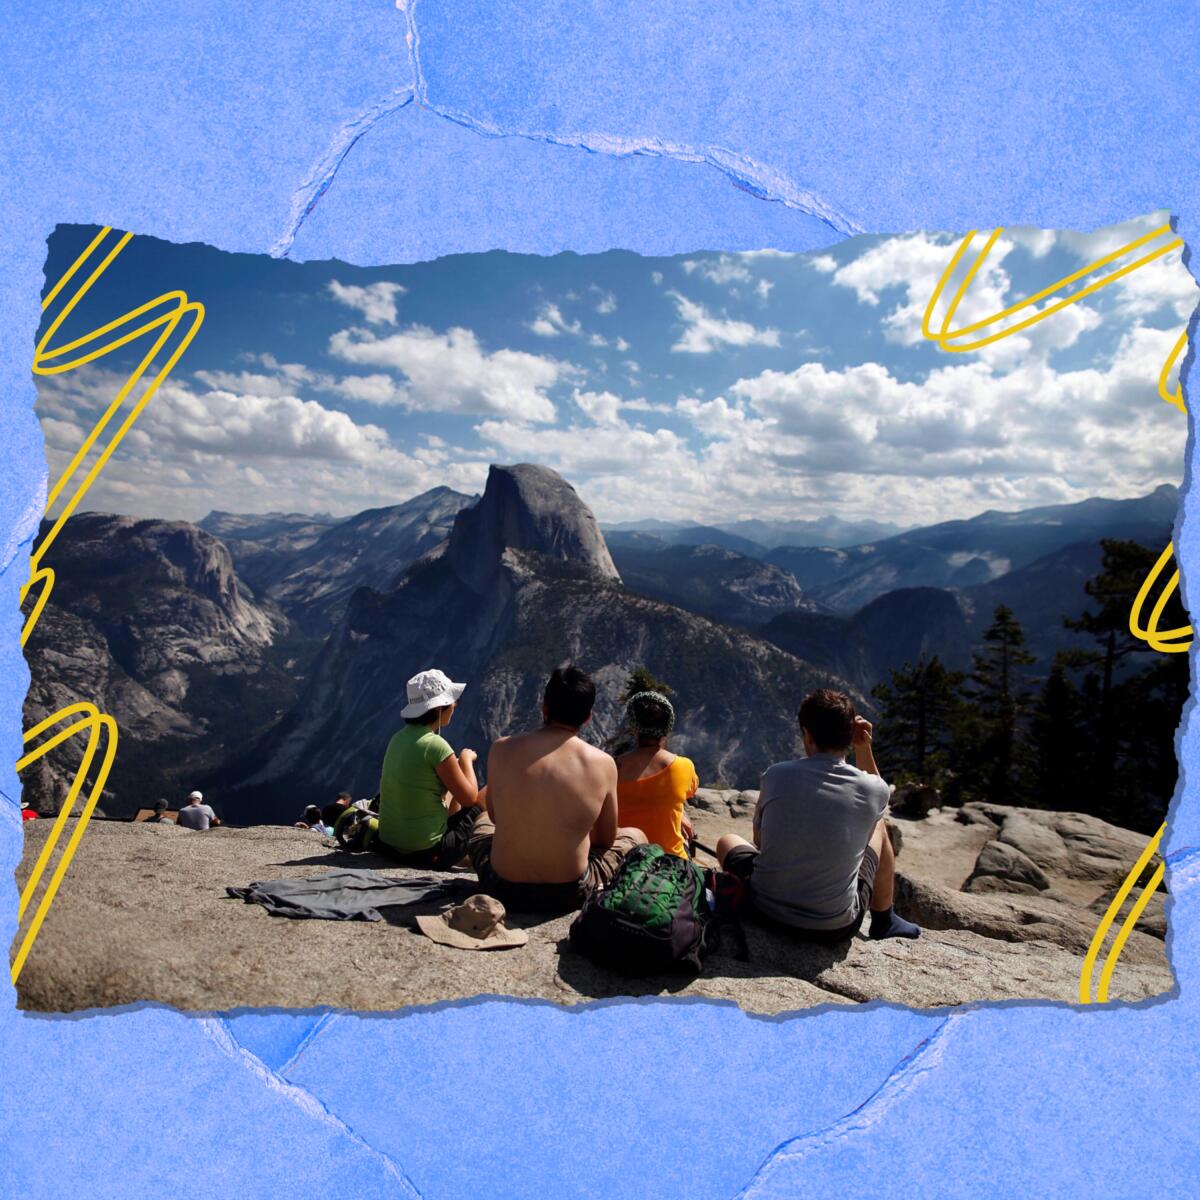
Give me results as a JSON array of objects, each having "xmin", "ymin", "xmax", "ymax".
[
  {"xmin": 377, "ymin": 805, "xmax": 483, "ymax": 870},
  {"xmin": 723, "ymin": 843, "xmax": 881, "ymax": 945},
  {"xmin": 468, "ymin": 814, "xmax": 640, "ymax": 914}
]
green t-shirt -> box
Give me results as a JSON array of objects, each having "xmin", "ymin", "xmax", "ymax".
[{"xmin": 378, "ymin": 724, "xmax": 456, "ymax": 851}]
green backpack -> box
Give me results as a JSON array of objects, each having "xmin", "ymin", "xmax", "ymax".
[{"xmin": 569, "ymin": 843, "xmax": 717, "ymax": 975}]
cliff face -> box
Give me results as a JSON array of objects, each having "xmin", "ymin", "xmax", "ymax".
[
  {"xmin": 260, "ymin": 486, "xmax": 474, "ymax": 631},
  {"xmin": 761, "ymin": 586, "xmax": 971, "ymax": 693},
  {"xmin": 229, "ymin": 465, "xmax": 857, "ymax": 820},
  {"xmin": 22, "ymin": 514, "xmax": 288, "ymax": 815},
  {"xmin": 447, "ymin": 463, "xmax": 619, "ymax": 594}
]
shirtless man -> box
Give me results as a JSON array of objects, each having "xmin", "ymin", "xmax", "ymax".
[{"xmin": 468, "ymin": 666, "xmax": 646, "ymax": 913}]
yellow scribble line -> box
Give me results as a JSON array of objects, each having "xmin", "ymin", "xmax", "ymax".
[
  {"xmin": 1159, "ymin": 329, "xmax": 1188, "ymax": 413},
  {"xmin": 922, "ymin": 222, "xmax": 1187, "ymax": 1003},
  {"xmin": 921, "ymin": 222, "xmax": 1183, "ymax": 352},
  {"xmin": 12, "ymin": 707, "xmax": 117, "ymax": 982},
  {"xmin": 1078, "ymin": 824, "xmax": 1165, "ymax": 1004},
  {"xmin": 13, "ymin": 227, "xmax": 204, "ymax": 985}
]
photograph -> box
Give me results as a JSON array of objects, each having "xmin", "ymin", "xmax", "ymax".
[{"xmin": 16, "ymin": 214, "xmax": 1193, "ymax": 1013}]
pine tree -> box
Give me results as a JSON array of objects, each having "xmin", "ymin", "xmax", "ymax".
[
  {"xmin": 1055, "ymin": 538, "xmax": 1190, "ymax": 829},
  {"xmin": 963, "ymin": 605, "xmax": 1035, "ymax": 802},
  {"xmin": 871, "ymin": 656, "xmax": 965, "ymax": 785},
  {"xmin": 1063, "ymin": 538, "xmax": 1185, "ymax": 817},
  {"xmin": 619, "ymin": 666, "xmax": 674, "ymax": 704},
  {"xmin": 1028, "ymin": 658, "xmax": 1083, "ymax": 809}
]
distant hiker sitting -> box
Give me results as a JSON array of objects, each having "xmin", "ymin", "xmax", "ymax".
[
  {"xmin": 374, "ymin": 669, "xmax": 482, "ymax": 869},
  {"xmin": 469, "ymin": 666, "xmax": 647, "ymax": 914},
  {"xmin": 296, "ymin": 805, "xmax": 332, "ymax": 835},
  {"xmin": 615, "ymin": 691, "xmax": 698, "ymax": 859},
  {"xmin": 177, "ymin": 790, "xmax": 221, "ymax": 831},
  {"xmin": 321, "ymin": 791, "xmax": 353, "ymax": 831},
  {"xmin": 717, "ymin": 689, "xmax": 920, "ymax": 943},
  {"xmin": 144, "ymin": 799, "xmax": 172, "ymax": 824}
]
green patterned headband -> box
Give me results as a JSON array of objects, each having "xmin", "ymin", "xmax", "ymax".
[{"xmin": 624, "ymin": 690, "xmax": 675, "ymax": 738}]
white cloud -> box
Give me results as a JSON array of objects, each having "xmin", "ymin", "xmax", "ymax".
[
  {"xmin": 593, "ymin": 289, "xmax": 617, "ymax": 314},
  {"xmin": 755, "ymin": 279, "xmax": 773, "ymax": 300},
  {"xmin": 529, "ymin": 302, "xmax": 581, "ymax": 337},
  {"xmin": 622, "ymin": 397, "xmax": 674, "ymax": 414},
  {"xmin": 34, "ymin": 366, "xmax": 491, "ymax": 521},
  {"xmin": 651, "ymin": 271, "xmax": 664, "ymax": 286},
  {"xmin": 476, "ymin": 416, "xmax": 687, "ymax": 477},
  {"xmin": 615, "ymin": 336, "xmax": 630, "ymax": 352},
  {"xmin": 1105, "ymin": 245, "xmax": 1198, "ymax": 321},
  {"xmin": 667, "ymin": 291, "xmax": 780, "ymax": 354},
  {"xmin": 1005, "ymin": 227, "xmax": 1057, "ymax": 259},
  {"xmin": 193, "ymin": 366, "xmax": 321, "ymax": 397},
  {"xmin": 809, "ymin": 254, "xmax": 838, "ymax": 273},
  {"xmin": 682, "ymin": 255, "xmax": 752, "ymax": 285},
  {"xmin": 572, "ymin": 389, "xmax": 623, "ymax": 426},
  {"xmin": 329, "ymin": 325, "xmax": 566, "ymax": 422},
  {"xmin": 331, "ymin": 373, "xmax": 401, "ymax": 404},
  {"xmin": 327, "ymin": 280, "xmax": 407, "ymax": 326},
  {"xmin": 530, "ymin": 300, "xmax": 613, "ymax": 347}
]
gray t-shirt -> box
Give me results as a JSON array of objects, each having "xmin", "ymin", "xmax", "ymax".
[
  {"xmin": 177, "ymin": 803, "xmax": 216, "ymax": 831},
  {"xmin": 751, "ymin": 753, "xmax": 890, "ymax": 929}
]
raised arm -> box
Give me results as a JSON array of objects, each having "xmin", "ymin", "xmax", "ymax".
[{"xmin": 851, "ymin": 716, "xmax": 882, "ymax": 779}]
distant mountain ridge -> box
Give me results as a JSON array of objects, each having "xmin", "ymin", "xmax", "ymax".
[
  {"xmin": 607, "ymin": 534, "xmax": 820, "ymax": 627},
  {"xmin": 603, "ymin": 515, "xmax": 908, "ymax": 551},
  {"xmin": 767, "ymin": 485, "xmax": 1179, "ymax": 613}
]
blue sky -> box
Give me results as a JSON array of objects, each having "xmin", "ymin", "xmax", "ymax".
[{"xmin": 35, "ymin": 213, "xmax": 1196, "ymax": 527}]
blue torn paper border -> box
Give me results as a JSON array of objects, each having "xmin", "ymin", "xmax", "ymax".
[{"xmin": 3, "ymin": 3, "xmax": 1200, "ymax": 1197}]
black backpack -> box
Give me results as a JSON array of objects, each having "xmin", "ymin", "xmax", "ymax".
[{"xmin": 569, "ymin": 843, "xmax": 718, "ymax": 975}]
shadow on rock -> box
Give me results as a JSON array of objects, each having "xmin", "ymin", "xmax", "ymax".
[{"xmin": 553, "ymin": 914, "xmax": 855, "ymax": 1001}]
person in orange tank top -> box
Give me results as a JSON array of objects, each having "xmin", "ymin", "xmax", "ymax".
[{"xmin": 615, "ymin": 691, "xmax": 699, "ymax": 858}]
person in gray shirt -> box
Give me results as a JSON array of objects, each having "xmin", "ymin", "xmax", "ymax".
[
  {"xmin": 716, "ymin": 688, "xmax": 920, "ymax": 942},
  {"xmin": 176, "ymin": 790, "xmax": 221, "ymax": 831}
]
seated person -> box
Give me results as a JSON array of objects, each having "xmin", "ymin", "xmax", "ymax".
[
  {"xmin": 321, "ymin": 791, "xmax": 353, "ymax": 831},
  {"xmin": 143, "ymin": 799, "xmax": 172, "ymax": 824},
  {"xmin": 177, "ymin": 790, "xmax": 220, "ymax": 830},
  {"xmin": 375, "ymin": 668, "xmax": 482, "ymax": 868},
  {"xmin": 295, "ymin": 805, "xmax": 332, "ymax": 835},
  {"xmin": 615, "ymin": 690, "xmax": 698, "ymax": 858},
  {"xmin": 717, "ymin": 688, "xmax": 920, "ymax": 943},
  {"xmin": 469, "ymin": 666, "xmax": 646, "ymax": 913}
]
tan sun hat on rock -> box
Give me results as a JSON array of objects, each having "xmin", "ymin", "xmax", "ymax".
[
  {"xmin": 415, "ymin": 894, "xmax": 528, "ymax": 951},
  {"xmin": 400, "ymin": 668, "xmax": 467, "ymax": 719}
]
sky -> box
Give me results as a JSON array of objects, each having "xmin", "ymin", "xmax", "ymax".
[{"xmin": 33, "ymin": 213, "xmax": 1197, "ymax": 528}]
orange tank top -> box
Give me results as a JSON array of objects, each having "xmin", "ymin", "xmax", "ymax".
[{"xmin": 616, "ymin": 755, "xmax": 699, "ymax": 858}]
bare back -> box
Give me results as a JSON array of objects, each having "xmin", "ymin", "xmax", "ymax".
[{"xmin": 487, "ymin": 727, "xmax": 618, "ymax": 883}]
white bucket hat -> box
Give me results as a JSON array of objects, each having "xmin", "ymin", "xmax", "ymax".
[
  {"xmin": 415, "ymin": 894, "xmax": 528, "ymax": 951},
  {"xmin": 400, "ymin": 668, "xmax": 466, "ymax": 719},
  {"xmin": 187, "ymin": 790, "xmax": 203, "ymax": 802}
]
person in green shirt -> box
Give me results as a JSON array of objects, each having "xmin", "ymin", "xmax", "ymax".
[{"xmin": 374, "ymin": 668, "xmax": 483, "ymax": 868}]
